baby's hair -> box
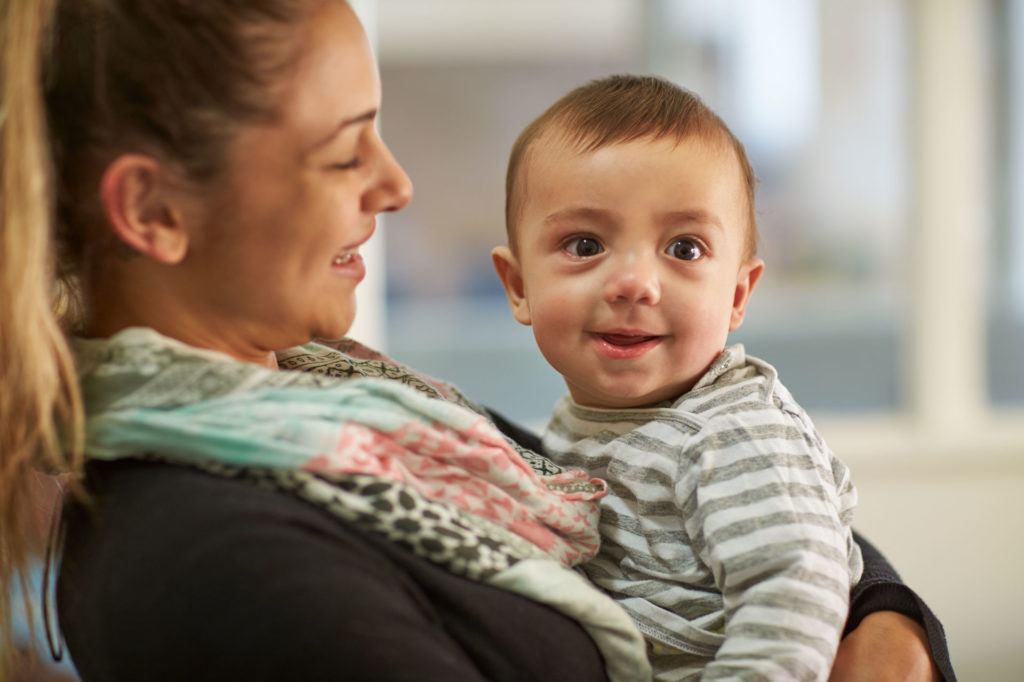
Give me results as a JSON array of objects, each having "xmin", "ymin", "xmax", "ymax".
[{"xmin": 505, "ymin": 74, "xmax": 758, "ymax": 257}]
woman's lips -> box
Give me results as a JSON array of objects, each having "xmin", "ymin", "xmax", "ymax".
[
  {"xmin": 330, "ymin": 250, "xmax": 366, "ymax": 281},
  {"xmin": 591, "ymin": 332, "xmax": 663, "ymax": 359},
  {"xmin": 330, "ymin": 226, "xmax": 375, "ymax": 281}
]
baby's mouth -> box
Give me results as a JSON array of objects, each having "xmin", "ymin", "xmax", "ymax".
[{"xmin": 598, "ymin": 333, "xmax": 660, "ymax": 346}]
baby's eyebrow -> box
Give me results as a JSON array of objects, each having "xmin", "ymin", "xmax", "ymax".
[
  {"xmin": 660, "ymin": 209, "xmax": 723, "ymax": 230},
  {"xmin": 543, "ymin": 206, "xmax": 617, "ymax": 226},
  {"xmin": 543, "ymin": 206, "xmax": 725, "ymax": 232}
]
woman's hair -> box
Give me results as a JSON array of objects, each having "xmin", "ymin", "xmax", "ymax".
[
  {"xmin": 0, "ymin": 0, "xmax": 322, "ymax": 663},
  {"xmin": 505, "ymin": 74, "xmax": 759, "ymax": 258}
]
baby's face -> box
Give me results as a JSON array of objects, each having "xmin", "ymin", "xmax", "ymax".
[{"xmin": 495, "ymin": 133, "xmax": 762, "ymax": 408}]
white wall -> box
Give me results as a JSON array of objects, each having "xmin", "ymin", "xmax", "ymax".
[{"xmin": 850, "ymin": 462, "xmax": 1024, "ymax": 680}]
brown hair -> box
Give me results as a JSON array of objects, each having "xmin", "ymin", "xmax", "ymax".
[
  {"xmin": 0, "ymin": 0, "xmax": 322, "ymax": 666},
  {"xmin": 505, "ymin": 74, "xmax": 759, "ymax": 257}
]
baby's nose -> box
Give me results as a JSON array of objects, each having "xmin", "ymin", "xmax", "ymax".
[{"xmin": 603, "ymin": 257, "xmax": 661, "ymax": 305}]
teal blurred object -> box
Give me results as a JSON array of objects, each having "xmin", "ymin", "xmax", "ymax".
[{"xmin": 8, "ymin": 562, "xmax": 79, "ymax": 680}]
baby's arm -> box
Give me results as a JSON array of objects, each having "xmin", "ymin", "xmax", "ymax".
[{"xmin": 682, "ymin": 420, "xmax": 857, "ymax": 680}]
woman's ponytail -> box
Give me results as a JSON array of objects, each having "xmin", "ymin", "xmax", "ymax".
[{"xmin": 0, "ymin": 0, "xmax": 84, "ymax": 665}]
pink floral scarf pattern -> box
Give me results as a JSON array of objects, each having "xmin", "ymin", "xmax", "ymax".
[{"xmin": 75, "ymin": 328, "xmax": 605, "ymax": 566}]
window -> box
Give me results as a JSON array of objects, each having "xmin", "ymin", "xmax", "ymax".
[
  {"xmin": 647, "ymin": 0, "xmax": 911, "ymax": 412},
  {"xmin": 992, "ymin": 0, "xmax": 1024, "ymax": 404}
]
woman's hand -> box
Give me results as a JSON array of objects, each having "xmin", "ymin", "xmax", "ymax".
[{"xmin": 829, "ymin": 611, "xmax": 941, "ymax": 682}]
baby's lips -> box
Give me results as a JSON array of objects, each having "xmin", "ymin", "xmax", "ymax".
[{"xmin": 599, "ymin": 333, "xmax": 658, "ymax": 346}]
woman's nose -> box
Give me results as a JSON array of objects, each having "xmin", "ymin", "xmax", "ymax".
[
  {"xmin": 364, "ymin": 136, "xmax": 413, "ymax": 214},
  {"xmin": 603, "ymin": 256, "xmax": 661, "ymax": 306}
]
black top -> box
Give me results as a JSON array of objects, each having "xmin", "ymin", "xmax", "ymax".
[
  {"xmin": 58, "ymin": 460, "xmax": 609, "ymax": 681},
  {"xmin": 57, "ymin": 411, "xmax": 956, "ymax": 681}
]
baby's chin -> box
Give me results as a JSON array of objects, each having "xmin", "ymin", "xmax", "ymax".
[{"xmin": 567, "ymin": 382, "xmax": 693, "ymax": 410}]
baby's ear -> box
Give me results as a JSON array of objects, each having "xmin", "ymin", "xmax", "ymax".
[
  {"xmin": 729, "ymin": 257, "xmax": 764, "ymax": 331},
  {"xmin": 491, "ymin": 246, "xmax": 532, "ymax": 326},
  {"xmin": 99, "ymin": 154, "xmax": 190, "ymax": 265}
]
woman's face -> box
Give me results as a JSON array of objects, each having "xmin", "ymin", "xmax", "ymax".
[{"xmin": 174, "ymin": 0, "xmax": 411, "ymax": 359}]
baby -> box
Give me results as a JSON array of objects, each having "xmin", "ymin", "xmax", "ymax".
[{"xmin": 492, "ymin": 75, "xmax": 863, "ymax": 681}]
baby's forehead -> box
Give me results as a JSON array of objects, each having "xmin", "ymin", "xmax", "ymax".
[{"xmin": 530, "ymin": 124, "xmax": 738, "ymax": 167}]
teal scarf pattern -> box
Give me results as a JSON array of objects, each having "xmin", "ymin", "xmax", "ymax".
[{"xmin": 72, "ymin": 327, "xmax": 652, "ymax": 681}]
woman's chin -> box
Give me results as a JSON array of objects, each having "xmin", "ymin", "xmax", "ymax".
[{"xmin": 313, "ymin": 312, "xmax": 356, "ymax": 342}]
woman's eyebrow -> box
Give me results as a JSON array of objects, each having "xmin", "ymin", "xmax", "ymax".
[{"xmin": 310, "ymin": 108, "xmax": 378, "ymax": 151}]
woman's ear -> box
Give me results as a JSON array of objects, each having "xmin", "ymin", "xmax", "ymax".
[
  {"xmin": 98, "ymin": 154, "xmax": 190, "ymax": 265},
  {"xmin": 491, "ymin": 245, "xmax": 532, "ymax": 326},
  {"xmin": 729, "ymin": 257, "xmax": 764, "ymax": 332}
]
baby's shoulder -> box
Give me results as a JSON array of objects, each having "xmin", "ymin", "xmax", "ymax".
[
  {"xmin": 676, "ymin": 354, "xmax": 783, "ymax": 418},
  {"xmin": 675, "ymin": 358, "xmax": 827, "ymax": 454}
]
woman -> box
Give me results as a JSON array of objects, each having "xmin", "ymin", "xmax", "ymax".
[{"xmin": 0, "ymin": 1, "xmax": 952, "ymax": 680}]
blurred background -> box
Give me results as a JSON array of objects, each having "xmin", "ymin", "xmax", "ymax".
[
  {"xmin": 13, "ymin": 1, "xmax": 1023, "ymax": 680},
  {"xmin": 367, "ymin": 1, "xmax": 1024, "ymax": 680}
]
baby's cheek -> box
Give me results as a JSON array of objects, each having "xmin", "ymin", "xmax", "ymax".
[
  {"xmin": 686, "ymin": 298, "xmax": 731, "ymax": 335},
  {"xmin": 530, "ymin": 313, "xmax": 578, "ymax": 369}
]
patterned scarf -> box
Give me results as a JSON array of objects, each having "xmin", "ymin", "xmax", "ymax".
[{"xmin": 73, "ymin": 327, "xmax": 652, "ymax": 681}]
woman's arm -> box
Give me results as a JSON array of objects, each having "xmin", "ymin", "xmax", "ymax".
[
  {"xmin": 831, "ymin": 612, "xmax": 940, "ymax": 682},
  {"xmin": 831, "ymin": 531, "xmax": 955, "ymax": 681}
]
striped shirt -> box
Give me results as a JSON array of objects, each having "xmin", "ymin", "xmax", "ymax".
[{"xmin": 543, "ymin": 346, "xmax": 863, "ymax": 681}]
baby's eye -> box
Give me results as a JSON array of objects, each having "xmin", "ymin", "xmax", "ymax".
[
  {"xmin": 667, "ymin": 238, "xmax": 704, "ymax": 261},
  {"xmin": 564, "ymin": 237, "xmax": 604, "ymax": 258}
]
